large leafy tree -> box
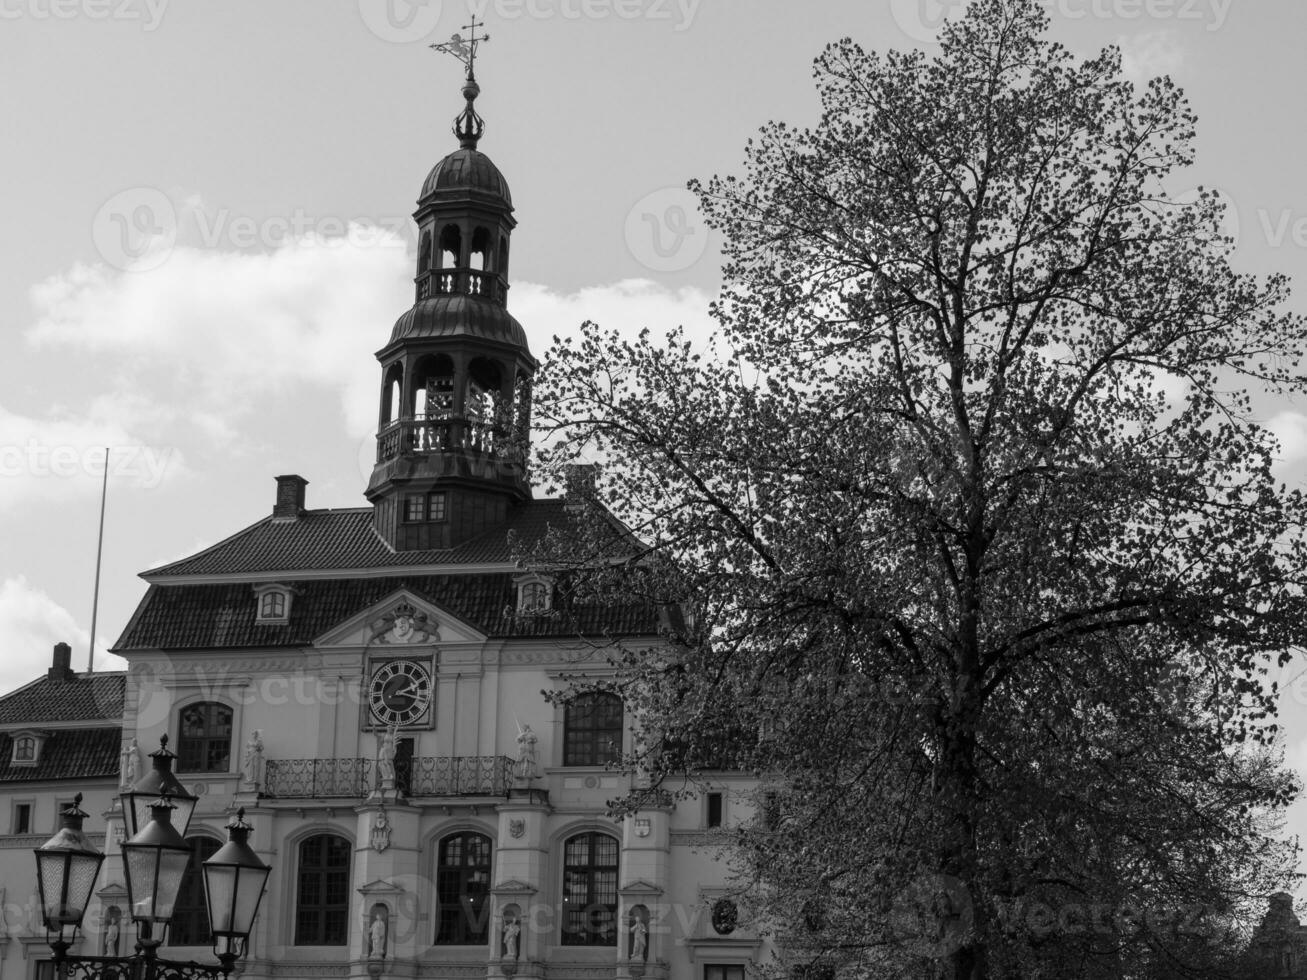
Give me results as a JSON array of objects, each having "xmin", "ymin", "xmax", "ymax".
[{"xmin": 533, "ymin": 2, "xmax": 1306, "ymax": 977}]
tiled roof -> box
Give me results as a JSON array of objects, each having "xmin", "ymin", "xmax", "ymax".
[
  {"xmin": 0, "ymin": 673, "xmax": 125, "ymax": 725},
  {"xmin": 116, "ymin": 574, "xmax": 662, "ymax": 651},
  {"xmin": 0, "ymin": 727, "xmax": 121, "ymax": 783},
  {"xmin": 144, "ymin": 500, "xmax": 635, "ymax": 579}
]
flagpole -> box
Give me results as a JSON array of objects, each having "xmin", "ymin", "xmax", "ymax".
[{"xmin": 87, "ymin": 447, "xmax": 109, "ymax": 674}]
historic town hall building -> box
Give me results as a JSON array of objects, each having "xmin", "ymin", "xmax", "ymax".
[{"xmin": 0, "ymin": 57, "xmax": 759, "ymax": 980}]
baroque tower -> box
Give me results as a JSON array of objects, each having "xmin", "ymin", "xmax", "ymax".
[{"xmin": 366, "ymin": 54, "xmax": 535, "ymax": 551}]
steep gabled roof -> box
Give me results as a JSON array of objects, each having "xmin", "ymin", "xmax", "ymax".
[
  {"xmin": 0, "ymin": 672, "xmax": 125, "ymax": 725},
  {"xmin": 143, "ymin": 499, "xmax": 639, "ymax": 579},
  {"xmin": 0, "ymin": 727, "xmax": 121, "ymax": 783}
]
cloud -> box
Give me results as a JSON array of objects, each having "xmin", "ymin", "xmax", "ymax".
[
  {"xmin": 513, "ymin": 279, "xmax": 716, "ymax": 355},
  {"xmin": 0, "ymin": 576, "xmax": 125, "ymax": 693},
  {"xmin": 1264, "ymin": 411, "xmax": 1307, "ymax": 470},
  {"xmin": 1117, "ymin": 31, "xmax": 1185, "ymax": 84},
  {"xmin": 0, "ymin": 402, "xmax": 185, "ymax": 510},
  {"xmin": 26, "ymin": 227, "xmax": 414, "ymax": 440}
]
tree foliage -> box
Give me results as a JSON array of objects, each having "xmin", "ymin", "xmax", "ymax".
[{"xmin": 533, "ymin": 2, "xmax": 1306, "ymax": 977}]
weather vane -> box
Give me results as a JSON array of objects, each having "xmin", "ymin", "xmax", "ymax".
[{"xmin": 430, "ymin": 19, "xmax": 489, "ymax": 79}]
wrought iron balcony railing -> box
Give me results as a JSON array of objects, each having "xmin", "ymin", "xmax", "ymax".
[{"xmin": 262, "ymin": 756, "xmax": 513, "ymax": 800}]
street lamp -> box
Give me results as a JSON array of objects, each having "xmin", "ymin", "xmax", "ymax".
[
  {"xmin": 122, "ymin": 798, "xmax": 191, "ymax": 947},
  {"xmin": 203, "ymin": 809, "xmax": 271, "ymax": 972},
  {"xmin": 121, "ymin": 734, "xmax": 198, "ymax": 837},
  {"xmin": 33, "ymin": 793, "xmax": 104, "ymax": 957},
  {"xmin": 32, "ymin": 741, "xmax": 272, "ymax": 980}
]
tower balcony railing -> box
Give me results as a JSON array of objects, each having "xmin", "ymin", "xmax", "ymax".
[
  {"xmin": 375, "ymin": 416, "xmax": 528, "ymax": 467},
  {"xmin": 415, "ymin": 268, "xmax": 507, "ymax": 303},
  {"xmin": 262, "ymin": 755, "xmax": 513, "ymax": 799}
]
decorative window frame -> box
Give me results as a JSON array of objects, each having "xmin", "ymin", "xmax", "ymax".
[
  {"xmin": 9, "ymin": 730, "xmax": 47, "ymax": 767},
  {"xmin": 252, "ymin": 583, "xmax": 294, "ymax": 625},
  {"xmin": 513, "ymin": 572, "xmax": 553, "ymax": 616}
]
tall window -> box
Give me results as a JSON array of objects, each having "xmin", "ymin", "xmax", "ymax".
[
  {"xmin": 561, "ymin": 832, "xmax": 619, "ymax": 946},
  {"xmin": 563, "ymin": 692, "xmax": 623, "ymax": 767},
  {"xmin": 169, "ymin": 836, "xmax": 220, "ymax": 946},
  {"xmin": 706, "ymin": 967, "xmax": 746, "ymax": 980},
  {"xmin": 177, "ymin": 702, "xmax": 233, "ymax": 773},
  {"xmin": 295, "ymin": 834, "xmax": 351, "ymax": 945},
  {"xmin": 435, "ymin": 832, "xmax": 492, "ymax": 945}
]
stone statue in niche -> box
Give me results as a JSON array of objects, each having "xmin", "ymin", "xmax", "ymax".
[
  {"xmin": 368, "ymin": 910, "xmax": 388, "ymax": 958},
  {"xmin": 104, "ymin": 915, "xmax": 120, "ymax": 955},
  {"xmin": 630, "ymin": 916, "xmax": 648, "ymax": 961},
  {"xmin": 502, "ymin": 916, "xmax": 521, "ymax": 959}
]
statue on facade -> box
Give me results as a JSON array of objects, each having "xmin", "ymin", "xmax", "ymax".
[
  {"xmin": 120, "ymin": 737, "xmax": 142, "ymax": 789},
  {"xmin": 631, "ymin": 915, "xmax": 648, "ymax": 961},
  {"xmin": 241, "ymin": 729, "xmax": 264, "ymax": 788},
  {"xmin": 514, "ymin": 724, "xmax": 539, "ymax": 782},
  {"xmin": 368, "ymin": 910, "xmax": 387, "ymax": 958},
  {"xmin": 105, "ymin": 916, "xmax": 120, "ymax": 955},
  {"xmin": 378, "ymin": 725, "xmax": 398, "ymax": 794},
  {"xmin": 502, "ymin": 916, "xmax": 520, "ymax": 959}
]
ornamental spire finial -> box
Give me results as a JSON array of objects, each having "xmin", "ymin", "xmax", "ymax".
[{"xmin": 430, "ymin": 19, "xmax": 490, "ymax": 150}]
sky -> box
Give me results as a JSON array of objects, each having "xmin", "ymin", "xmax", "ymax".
[{"xmin": 4, "ymin": 0, "xmax": 1307, "ymax": 884}]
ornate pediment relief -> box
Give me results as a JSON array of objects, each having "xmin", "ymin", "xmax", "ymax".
[{"xmin": 314, "ymin": 589, "xmax": 486, "ymax": 649}]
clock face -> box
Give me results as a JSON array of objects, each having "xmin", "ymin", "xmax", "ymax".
[{"xmin": 368, "ymin": 660, "xmax": 433, "ymax": 727}]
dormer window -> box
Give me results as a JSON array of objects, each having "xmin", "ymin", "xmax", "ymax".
[
  {"xmin": 253, "ymin": 583, "xmax": 293, "ymax": 624},
  {"xmin": 515, "ymin": 575, "xmax": 553, "ymax": 615},
  {"xmin": 10, "ymin": 731, "xmax": 46, "ymax": 767}
]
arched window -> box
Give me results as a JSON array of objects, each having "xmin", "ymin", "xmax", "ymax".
[
  {"xmin": 470, "ymin": 227, "xmax": 490, "ymax": 272},
  {"xmin": 177, "ymin": 702, "xmax": 232, "ymax": 773},
  {"xmin": 438, "ymin": 224, "xmax": 461, "ymax": 269},
  {"xmin": 435, "ymin": 832, "xmax": 492, "ymax": 945},
  {"xmin": 418, "ymin": 230, "xmax": 432, "ymax": 273},
  {"xmin": 294, "ymin": 834, "xmax": 351, "ymax": 946},
  {"xmin": 563, "ymin": 692, "xmax": 623, "ymax": 767},
  {"xmin": 13, "ymin": 735, "xmax": 35, "ymax": 762},
  {"xmin": 169, "ymin": 836, "xmax": 221, "ymax": 946},
  {"xmin": 561, "ymin": 832, "xmax": 619, "ymax": 946}
]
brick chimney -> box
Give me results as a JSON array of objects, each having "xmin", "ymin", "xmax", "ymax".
[
  {"xmin": 273, "ymin": 475, "xmax": 308, "ymax": 520},
  {"xmin": 47, "ymin": 642, "xmax": 75, "ymax": 682}
]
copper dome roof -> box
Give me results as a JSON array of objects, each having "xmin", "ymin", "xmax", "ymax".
[
  {"xmin": 389, "ymin": 294, "xmax": 531, "ymax": 352},
  {"xmin": 419, "ymin": 148, "xmax": 512, "ymax": 207}
]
